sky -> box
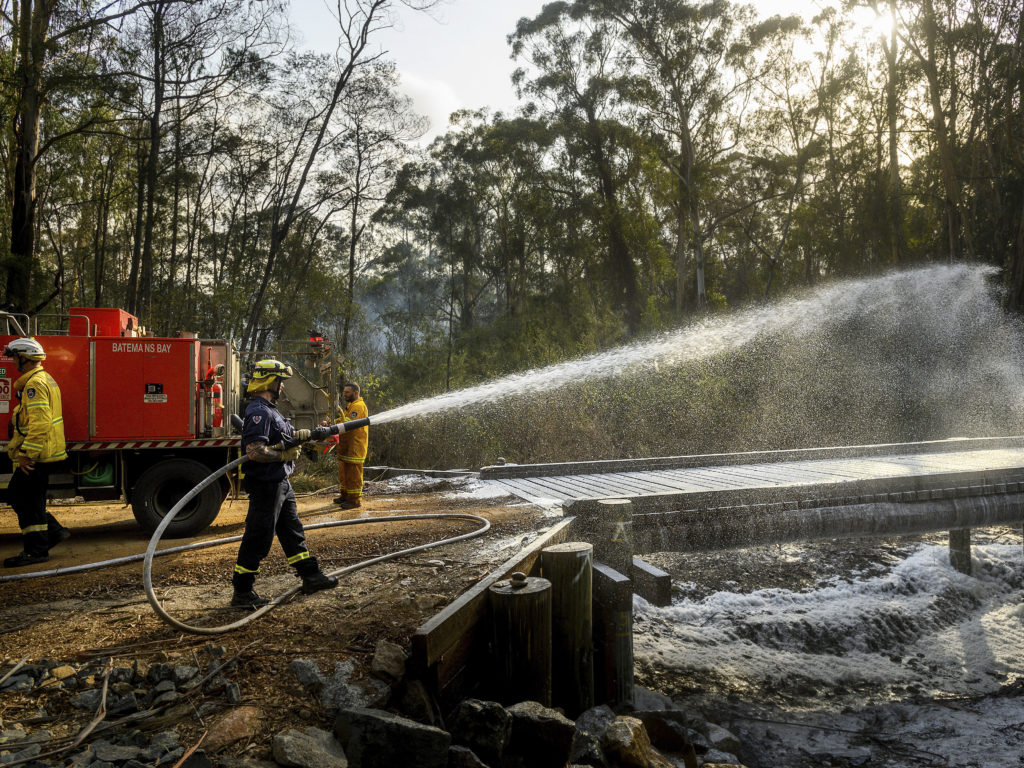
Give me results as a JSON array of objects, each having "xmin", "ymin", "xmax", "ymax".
[{"xmin": 289, "ymin": 0, "xmax": 814, "ymax": 143}]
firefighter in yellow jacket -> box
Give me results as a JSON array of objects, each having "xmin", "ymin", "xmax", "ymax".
[
  {"xmin": 3, "ymin": 337, "xmax": 71, "ymax": 568},
  {"xmin": 333, "ymin": 383, "xmax": 368, "ymax": 508}
]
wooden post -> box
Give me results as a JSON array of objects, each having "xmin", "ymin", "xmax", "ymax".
[
  {"xmin": 631, "ymin": 556, "xmax": 672, "ymax": 606},
  {"xmin": 593, "ymin": 561, "xmax": 633, "ymax": 707},
  {"xmin": 540, "ymin": 542, "xmax": 594, "ymax": 717},
  {"xmin": 591, "ymin": 499, "xmax": 634, "ymax": 573},
  {"xmin": 950, "ymin": 528, "xmax": 972, "ymax": 575},
  {"xmin": 488, "ymin": 572, "xmax": 552, "ymax": 706}
]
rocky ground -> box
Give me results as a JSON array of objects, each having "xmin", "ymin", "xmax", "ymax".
[
  {"xmin": 3, "ymin": 475, "xmax": 749, "ymax": 768},
  {"xmin": 0, "ymin": 476, "xmax": 562, "ymax": 765}
]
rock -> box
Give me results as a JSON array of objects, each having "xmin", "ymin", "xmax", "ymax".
[
  {"xmin": 628, "ymin": 685, "xmax": 675, "ymax": 712},
  {"xmin": 0, "ymin": 730, "xmax": 27, "ymax": 745},
  {"xmin": 705, "ymin": 723, "xmax": 742, "ymax": 756},
  {"xmin": 108, "ymin": 692, "xmax": 140, "ymax": 716},
  {"xmin": 369, "ymin": 640, "xmax": 406, "ymax": 684},
  {"xmin": 272, "ymin": 727, "xmax": 347, "ymax": 768},
  {"xmin": 503, "ymin": 701, "xmax": 576, "ymax": 768},
  {"xmin": 19, "ymin": 729, "xmax": 52, "ymax": 746},
  {"xmin": 600, "ymin": 716, "xmax": 673, "ymax": 768},
  {"xmin": 111, "ymin": 682, "xmax": 134, "ymax": 696},
  {"xmin": 290, "ymin": 659, "xmax": 326, "ymax": 690},
  {"xmin": 131, "ymin": 659, "xmax": 149, "ymax": 684},
  {"xmin": 391, "ymin": 680, "xmax": 437, "ymax": 726},
  {"xmin": 321, "ymin": 662, "xmax": 388, "ymax": 713},
  {"xmin": 49, "ymin": 665, "xmax": 77, "ymax": 681},
  {"xmin": 146, "ymin": 663, "xmax": 176, "ymax": 685},
  {"xmin": 702, "ymin": 748, "xmax": 744, "ymax": 766},
  {"xmin": 219, "ymin": 757, "xmax": 278, "ymax": 768},
  {"xmin": 448, "ymin": 699, "xmax": 511, "ymax": 766},
  {"xmin": 568, "ymin": 732, "xmax": 607, "ymax": 768},
  {"xmin": 179, "ymin": 750, "xmax": 214, "ymax": 768},
  {"xmin": 152, "ymin": 691, "xmax": 179, "ymax": 707},
  {"xmin": 630, "ymin": 710, "xmax": 694, "ymax": 752},
  {"xmin": 203, "ymin": 706, "xmax": 262, "ymax": 753},
  {"xmin": 71, "ymin": 689, "xmax": 103, "ymax": 711},
  {"xmin": 447, "ymin": 745, "xmax": 488, "ymax": 768},
  {"xmin": 92, "ymin": 741, "xmax": 142, "ymax": 762},
  {"xmin": 225, "ymin": 682, "xmax": 242, "ymax": 705},
  {"xmin": 334, "ymin": 707, "xmax": 450, "ymax": 768},
  {"xmin": 0, "ymin": 743, "xmax": 40, "ymax": 763},
  {"xmin": 109, "ymin": 666, "xmax": 133, "ymax": 685},
  {"xmin": 173, "ymin": 665, "xmax": 200, "ymax": 688},
  {"xmin": 0, "ymin": 675, "xmax": 33, "ymax": 693},
  {"xmin": 154, "ymin": 680, "xmax": 176, "ymax": 694},
  {"xmin": 575, "ymin": 705, "xmax": 616, "ymax": 738}
]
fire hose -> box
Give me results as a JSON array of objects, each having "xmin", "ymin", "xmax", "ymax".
[{"xmin": 3, "ymin": 417, "xmax": 492, "ymax": 635}]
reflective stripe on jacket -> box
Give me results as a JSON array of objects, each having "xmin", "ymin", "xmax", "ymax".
[
  {"xmin": 335, "ymin": 397, "xmax": 368, "ymax": 463},
  {"xmin": 7, "ymin": 366, "xmax": 67, "ymax": 463}
]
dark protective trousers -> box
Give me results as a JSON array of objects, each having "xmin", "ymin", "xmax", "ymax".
[
  {"xmin": 8, "ymin": 462, "xmax": 63, "ymax": 556},
  {"xmin": 233, "ymin": 477, "xmax": 315, "ymax": 592}
]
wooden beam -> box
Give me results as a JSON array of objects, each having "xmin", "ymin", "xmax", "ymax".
[
  {"xmin": 631, "ymin": 556, "xmax": 671, "ymax": 607},
  {"xmin": 411, "ymin": 517, "xmax": 576, "ymax": 673}
]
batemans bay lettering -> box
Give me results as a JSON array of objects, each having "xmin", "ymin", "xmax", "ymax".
[{"xmin": 111, "ymin": 342, "xmax": 173, "ymax": 353}]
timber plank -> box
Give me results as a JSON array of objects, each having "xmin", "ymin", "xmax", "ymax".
[{"xmin": 411, "ymin": 517, "xmax": 577, "ymax": 671}]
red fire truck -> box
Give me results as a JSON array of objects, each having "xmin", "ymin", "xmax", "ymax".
[{"xmin": 0, "ymin": 307, "xmax": 336, "ymax": 537}]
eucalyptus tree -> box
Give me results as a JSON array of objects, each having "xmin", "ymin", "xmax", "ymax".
[
  {"xmin": 569, "ymin": 0, "xmax": 784, "ymax": 311},
  {"xmin": 115, "ymin": 0, "xmax": 282, "ymax": 322},
  {"xmin": 0, "ymin": 0, "xmax": 137, "ymax": 312},
  {"xmin": 336, "ymin": 60, "xmax": 425, "ymax": 353},
  {"xmin": 510, "ymin": 3, "xmax": 646, "ymax": 331},
  {"xmin": 238, "ymin": 0, "xmax": 438, "ymax": 352}
]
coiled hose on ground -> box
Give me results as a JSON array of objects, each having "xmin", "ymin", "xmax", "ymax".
[{"xmin": 3, "ymin": 455, "xmax": 491, "ymax": 635}]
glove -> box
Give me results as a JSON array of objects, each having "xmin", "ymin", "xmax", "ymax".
[
  {"xmin": 293, "ymin": 429, "xmax": 311, "ymax": 442},
  {"xmin": 280, "ymin": 446, "xmax": 302, "ymax": 462},
  {"xmin": 310, "ymin": 425, "xmax": 333, "ymax": 442}
]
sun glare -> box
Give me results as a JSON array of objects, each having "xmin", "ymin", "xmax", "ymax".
[{"xmin": 849, "ymin": 5, "xmax": 896, "ymax": 40}]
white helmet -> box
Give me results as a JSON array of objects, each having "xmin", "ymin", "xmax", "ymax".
[{"xmin": 4, "ymin": 337, "xmax": 46, "ymax": 361}]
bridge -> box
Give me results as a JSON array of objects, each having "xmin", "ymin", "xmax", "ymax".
[
  {"xmin": 479, "ymin": 435, "xmax": 1024, "ymax": 561},
  {"xmin": 411, "ymin": 436, "xmax": 1024, "ymax": 712}
]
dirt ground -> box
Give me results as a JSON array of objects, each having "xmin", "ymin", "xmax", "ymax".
[{"xmin": 0, "ymin": 478, "xmax": 546, "ymax": 760}]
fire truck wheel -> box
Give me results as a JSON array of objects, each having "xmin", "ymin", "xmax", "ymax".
[{"xmin": 132, "ymin": 459, "xmax": 225, "ymax": 538}]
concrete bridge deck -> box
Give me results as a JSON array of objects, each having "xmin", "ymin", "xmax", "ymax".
[{"xmin": 480, "ymin": 437, "xmax": 1024, "ymax": 509}]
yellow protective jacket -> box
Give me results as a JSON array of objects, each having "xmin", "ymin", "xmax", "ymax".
[
  {"xmin": 335, "ymin": 397, "xmax": 368, "ymax": 463},
  {"xmin": 8, "ymin": 366, "xmax": 67, "ymax": 463}
]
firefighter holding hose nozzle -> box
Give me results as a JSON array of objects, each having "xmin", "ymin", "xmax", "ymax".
[
  {"xmin": 231, "ymin": 359, "xmax": 338, "ymax": 609},
  {"xmin": 2, "ymin": 337, "xmax": 71, "ymax": 568}
]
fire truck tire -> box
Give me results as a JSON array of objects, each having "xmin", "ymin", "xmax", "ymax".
[{"xmin": 132, "ymin": 459, "xmax": 226, "ymax": 538}]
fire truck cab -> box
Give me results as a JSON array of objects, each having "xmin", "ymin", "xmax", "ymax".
[{"xmin": 0, "ymin": 307, "xmax": 242, "ymax": 537}]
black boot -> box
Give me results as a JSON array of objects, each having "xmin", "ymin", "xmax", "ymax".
[
  {"xmin": 295, "ymin": 556, "xmax": 338, "ymax": 595},
  {"xmin": 230, "ymin": 590, "xmax": 269, "ymax": 609},
  {"xmin": 3, "ymin": 551, "xmax": 49, "ymax": 568},
  {"xmin": 230, "ymin": 570, "xmax": 266, "ymax": 609},
  {"xmin": 300, "ymin": 571, "xmax": 338, "ymax": 595}
]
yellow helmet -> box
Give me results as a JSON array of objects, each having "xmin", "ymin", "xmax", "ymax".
[
  {"xmin": 3, "ymin": 337, "xmax": 46, "ymax": 361},
  {"xmin": 246, "ymin": 359, "xmax": 293, "ymax": 394}
]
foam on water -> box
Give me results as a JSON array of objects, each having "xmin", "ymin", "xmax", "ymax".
[{"xmin": 371, "ymin": 264, "xmax": 1010, "ymax": 427}]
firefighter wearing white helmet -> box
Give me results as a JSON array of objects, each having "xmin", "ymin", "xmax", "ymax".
[
  {"xmin": 231, "ymin": 359, "xmax": 337, "ymax": 608},
  {"xmin": 3, "ymin": 337, "xmax": 71, "ymax": 568}
]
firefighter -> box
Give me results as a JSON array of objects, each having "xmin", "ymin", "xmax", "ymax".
[
  {"xmin": 333, "ymin": 382, "xmax": 368, "ymax": 509},
  {"xmin": 3, "ymin": 337, "xmax": 71, "ymax": 568},
  {"xmin": 232, "ymin": 359, "xmax": 337, "ymax": 608}
]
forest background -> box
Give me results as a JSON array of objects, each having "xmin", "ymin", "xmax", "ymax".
[{"xmin": 2, "ymin": 0, "xmax": 1023, "ymax": 468}]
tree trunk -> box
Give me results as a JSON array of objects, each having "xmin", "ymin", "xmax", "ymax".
[
  {"xmin": 139, "ymin": 3, "xmax": 166, "ymax": 321},
  {"xmin": 884, "ymin": 4, "xmax": 903, "ymax": 264},
  {"xmin": 6, "ymin": 0, "xmax": 52, "ymax": 311}
]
